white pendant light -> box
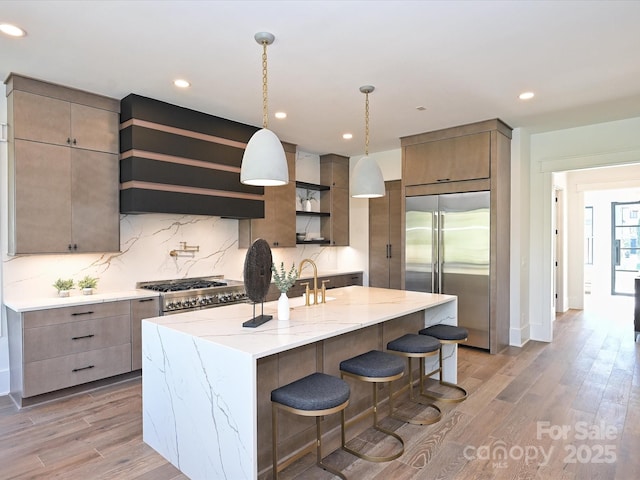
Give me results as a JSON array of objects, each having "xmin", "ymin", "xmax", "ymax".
[
  {"xmin": 351, "ymin": 85, "xmax": 385, "ymax": 198},
  {"xmin": 241, "ymin": 32, "xmax": 289, "ymax": 186}
]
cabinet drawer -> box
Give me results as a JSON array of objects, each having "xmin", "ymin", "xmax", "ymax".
[
  {"xmin": 23, "ymin": 314, "xmax": 130, "ymax": 363},
  {"xmin": 23, "ymin": 343, "xmax": 132, "ymax": 397},
  {"xmin": 23, "ymin": 301, "xmax": 130, "ymax": 328}
]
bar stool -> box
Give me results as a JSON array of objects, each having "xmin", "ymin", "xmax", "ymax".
[
  {"xmin": 386, "ymin": 334, "xmax": 442, "ymax": 425},
  {"xmin": 418, "ymin": 324, "xmax": 468, "ymax": 403},
  {"xmin": 271, "ymin": 372, "xmax": 350, "ymax": 480},
  {"xmin": 339, "ymin": 350, "xmax": 405, "ymax": 462}
]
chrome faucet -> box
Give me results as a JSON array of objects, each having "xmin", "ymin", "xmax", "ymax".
[{"xmin": 298, "ymin": 258, "xmax": 319, "ymax": 305}]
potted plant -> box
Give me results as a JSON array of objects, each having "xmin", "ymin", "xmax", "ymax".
[
  {"xmin": 299, "ymin": 189, "xmax": 317, "ymax": 212},
  {"xmin": 78, "ymin": 275, "xmax": 99, "ymax": 295},
  {"xmin": 53, "ymin": 278, "xmax": 74, "ymax": 297},
  {"xmin": 271, "ymin": 262, "xmax": 298, "ymax": 321}
]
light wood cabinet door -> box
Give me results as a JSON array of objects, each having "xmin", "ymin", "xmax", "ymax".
[
  {"xmin": 320, "ymin": 154, "xmax": 350, "ymax": 246},
  {"xmin": 13, "ymin": 140, "xmax": 72, "ymax": 253},
  {"xmin": 71, "ymin": 149, "xmax": 120, "ymax": 252},
  {"xmin": 404, "ymin": 132, "xmax": 491, "ymax": 186},
  {"xmin": 71, "ymin": 103, "xmax": 119, "ymax": 154},
  {"xmin": 12, "ymin": 90, "xmax": 70, "ymax": 146},
  {"xmin": 131, "ymin": 297, "xmax": 160, "ymax": 370},
  {"xmin": 369, "ymin": 181, "xmax": 402, "ymax": 288}
]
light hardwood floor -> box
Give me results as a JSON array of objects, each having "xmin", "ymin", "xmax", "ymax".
[{"xmin": 1, "ymin": 298, "xmax": 638, "ymax": 479}]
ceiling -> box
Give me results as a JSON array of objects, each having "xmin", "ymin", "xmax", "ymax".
[{"xmin": 2, "ymin": 0, "xmax": 640, "ymax": 157}]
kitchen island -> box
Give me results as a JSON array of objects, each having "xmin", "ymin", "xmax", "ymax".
[{"xmin": 142, "ymin": 286, "xmax": 457, "ymax": 479}]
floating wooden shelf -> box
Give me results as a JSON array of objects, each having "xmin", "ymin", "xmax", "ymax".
[
  {"xmin": 296, "ymin": 239, "xmax": 331, "ymax": 245},
  {"xmin": 295, "ymin": 181, "xmax": 330, "ymax": 191},
  {"xmin": 296, "ymin": 210, "xmax": 330, "ymax": 217}
]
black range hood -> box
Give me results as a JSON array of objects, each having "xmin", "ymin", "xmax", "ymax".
[{"xmin": 119, "ymin": 94, "xmax": 267, "ymax": 219}]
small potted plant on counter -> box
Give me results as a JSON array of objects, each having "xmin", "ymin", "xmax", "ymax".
[
  {"xmin": 271, "ymin": 262, "xmax": 298, "ymax": 321},
  {"xmin": 53, "ymin": 278, "xmax": 74, "ymax": 297},
  {"xmin": 78, "ymin": 275, "xmax": 99, "ymax": 295}
]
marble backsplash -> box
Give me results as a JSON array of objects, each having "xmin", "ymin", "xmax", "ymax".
[{"xmin": 2, "ymin": 213, "xmax": 344, "ymax": 302}]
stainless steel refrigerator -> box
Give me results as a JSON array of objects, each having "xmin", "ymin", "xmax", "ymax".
[{"xmin": 405, "ymin": 191, "xmax": 490, "ymax": 349}]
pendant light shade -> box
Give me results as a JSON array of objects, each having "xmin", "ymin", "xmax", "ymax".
[
  {"xmin": 351, "ymin": 156, "xmax": 385, "ymax": 198},
  {"xmin": 350, "ymin": 85, "xmax": 385, "ymax": 198},
  {"xmin": 240, "ymin": 32, "xmax": 289, "ymax": 187},
  {"xmin": 241, "ymin": 128, "xmax": 288, "ymax": 186}
]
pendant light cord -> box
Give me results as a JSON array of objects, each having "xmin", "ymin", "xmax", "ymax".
[
  {"xmin": 262, "ymin": 41, "xmax": 269, "ymax": 129},
  {"xmin": 364, "ymin": 91, "xmax": 370, "ymax": 156}
]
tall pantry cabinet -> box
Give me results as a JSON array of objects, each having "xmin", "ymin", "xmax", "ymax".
[
  {"xmin": 369, "ymin": 180, "xmax": 402, "ymax": 289},
  {"xmin": 5, "ymin": 74, "xmax": 120, "ymax": 254}
]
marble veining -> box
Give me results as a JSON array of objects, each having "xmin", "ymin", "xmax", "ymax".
[{"xmin": 142, "ymin": 286, "xmax": 457, "ymax": 479}]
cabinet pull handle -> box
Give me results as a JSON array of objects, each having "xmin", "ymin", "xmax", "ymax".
[
  {"xmin": 66, "ymin": 138, "xmax": 71, "ymax": 144},
  {"xmin": 72, "ymin": 365, "xmax": 95, "ymax": 372},
  {"xmin": 71, "ymin": 311, "xmax": 94, "ymax": 316},
  {"xmin": 68, "ymin": 244, "xmax": 73, "ymax": 251},
  {"xmin": 436, "ymin": 178, "xmax": 450, "ymax": 182},
  {"xmin": 139, "ymin": 298, "xmax": 155, "ymax": 303},
  {"xmin": 73, "ymin": 244, "xmax": 78, "ymax": 250},
  {"xmin": 389, "ymin": 244, "xmax": 392, "ymax": 258},
  {"xmin": 72, "ymin": 138, "xmax": 77, "ymax": 145},
  {"xmin": 71, "ymin": 334, "xmax": 95, "ymax": 340}
]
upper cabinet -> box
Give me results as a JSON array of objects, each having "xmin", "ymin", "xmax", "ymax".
[
  {"xmin": 5, "ymin": 74, "xmax": 120, "ymax": 254},
  {"xmin": 403, "ymin": 132, "xmax": 490, "ymax": 186},
  {"xmin": 320, "ymin": 154, "xmax": 350, "ymax": 246},
  {"xmin": 238, "ymin": 145, "xmax": 297, "ymax": 248}
]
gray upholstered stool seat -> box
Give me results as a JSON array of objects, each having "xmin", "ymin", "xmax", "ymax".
[
  {"xmin": 271, "ymin": 372, "xmax": 350, "ymax": 479},
  {"xmin": 418, "ymin": 324, "xmax": 468, "ymax": 403},
  {"xmin": 339, "ymin": 350, "xmax": 405, "ymax": 463},
  {"xmin": 419, "ymin": 324, "xmax": 468, "ymax": 341},
  {"xmin": 271, "ymin": 372, "xmax": 350, "ymax": 411},
  {"xmin": 388, "ymin": 333, "xmax": 441, "ymax": 353},
  {"xmin": 386, "ymin": 334, "xmax": 442, "ymax": 425},
  {"xmin": 339, "ymin": 350, "xmax": 405, "ymax": 378}
]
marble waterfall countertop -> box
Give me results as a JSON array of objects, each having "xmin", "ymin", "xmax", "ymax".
[
  {"xmin": 142, "ymin": 286, "xmax": 457, "ymax": 480},
  {"xmin": 3, "ymin": 289, "xmax": 159, "ymax": 312},
  {"xmin": 143, "ymin": 285, "xmax": 455, "ymax": 359}
]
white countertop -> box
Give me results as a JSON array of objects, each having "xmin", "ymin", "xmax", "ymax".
[
  {"xmin": 3, "ymin": 289, "xmax": 159, "ymax": 312},
  {"xmin": 143, "ymin": 285, "xmax": 455, "ymax": 359}
]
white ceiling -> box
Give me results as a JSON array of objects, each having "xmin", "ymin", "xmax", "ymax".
[{"xmin": 2, "ymin": 0, "xmax": 640, "ymax": 157}]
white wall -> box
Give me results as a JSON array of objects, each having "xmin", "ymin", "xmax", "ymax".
[{"xmin": 528, "ymin": 116, "xmax": 640, "ymax": 342}]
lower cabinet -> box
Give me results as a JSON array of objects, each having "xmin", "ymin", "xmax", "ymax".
[
  {"xmin": 131, "ymin": 297, "xmax": 160, "ymax": 370},
  {"xmin": 7, "ymin": 296, "xmax": 159, "ymax": 405}
]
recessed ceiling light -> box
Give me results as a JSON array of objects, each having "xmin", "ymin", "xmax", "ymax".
[
  {"xmin": 174, "ymin": 79, "xmax": 190, "ymax": 88},
  {"xmin": 519, "ymin": 91, "xmax": 535, "ymax": 100},
  {"xmin": 416, "ymin": 106, "xmax": 427, "ymax": 111},
  {"xmin": 342, "ymin": 133, "xmax": 353, "ymax": 140},
  {"xmin": 0, "ymin": 23, "xmax": 26, "ymax": 37},
  {"xmin": 274, "ymin": 111, "xmax": 287, "ymax": 119}
]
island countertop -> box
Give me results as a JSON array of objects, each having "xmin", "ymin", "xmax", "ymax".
[{"xmin": 143, "ymin": 285, "xmax": 456, "ymax": 359}]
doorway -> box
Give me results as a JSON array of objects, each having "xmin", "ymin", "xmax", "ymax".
[{"xmin": 611, "ymin": 200, "xmax": 640, "ymax": 295}]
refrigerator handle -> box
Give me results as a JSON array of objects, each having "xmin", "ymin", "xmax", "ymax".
[
  {"xmin": 431, "ymin": 212, "xmax": 437, "ymax": 293},
  {"xmin": 438, "ymin": 210, "xmax": 443, "ymax": 293}
]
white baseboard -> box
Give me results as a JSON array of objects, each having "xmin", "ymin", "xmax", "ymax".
[{"xmin": 509, "ymin": 324, "xmax": 530, "ymax": 347}]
